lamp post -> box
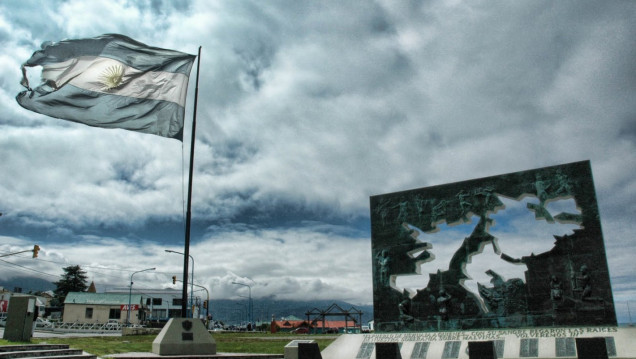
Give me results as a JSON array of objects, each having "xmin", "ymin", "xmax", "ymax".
[
  {"xmin": 232, "ymin": 281, "xmax": 252, "ymax": 330},
  {"xmin": 173, "ymin": 277, "xmax": 210, "ymax": 328},
  {"xmin": 235, "ymin": 302, "xmax": 248, "ymax": 326},
  {"xmin": 127, "ymin": 267, "xmax": 155, "ymax": 325},
  {"xmin": 165, "ymin": 249, "xmax": 194, "ymax": 318},
  {"xmin": 192, "ymin": 283, "xmax": 210, "ymax": 327}
]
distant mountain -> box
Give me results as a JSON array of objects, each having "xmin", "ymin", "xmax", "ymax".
[
  {"xmin": 0, "ymin": 277, "xmax": 55, "ymax": 293},
  {"xmin": 208, "ymin": 298, "xmax": 373, "ymax": 325}
]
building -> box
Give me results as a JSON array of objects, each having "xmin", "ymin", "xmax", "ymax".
[
  {"xmin": 271, "ymin": 317, "xmax": 359, "ymax": 334},
  {"xmin": 63, "ymin": 292, "xmax": 144, "ymax": 324},
  {"xmin": 62, "ymin": 288, "xmax": 202, "ymax": 325},
  {"xmin": 1, "ymin": 287, "xmax": 47, "ymax": 317},
  {"xmin": 312, "ymin": 319, "xmax": 360, "ymax": 333},
  {"xmin": 105, "ymin": 288, "xmax": 187, "ymax": 323},
  {"xmin": 271, "ymin": 318, "xmax": 307, "ymax": 333}
]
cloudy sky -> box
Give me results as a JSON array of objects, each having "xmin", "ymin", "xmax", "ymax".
[{"xmin": 0, "ymin": 1, "xmax": 635, "ymax": 322}]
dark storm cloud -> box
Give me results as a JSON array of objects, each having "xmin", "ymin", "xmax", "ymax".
[{"xmin": 0, "ymin": 0, "xmax": 634, "ymax": 308}]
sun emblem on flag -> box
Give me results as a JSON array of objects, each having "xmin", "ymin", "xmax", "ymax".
[{"xmin": 98, "ymin": 64, "xmax": 125, "ymax": 91}]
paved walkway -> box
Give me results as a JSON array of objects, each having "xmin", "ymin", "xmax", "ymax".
[
  {"xmin": 0, "ymin": 328, "xmax": 122, "ymax": 338},
  {"xmin": 109, "ymin": 353, "xmax": 282, "ymax": 358}
]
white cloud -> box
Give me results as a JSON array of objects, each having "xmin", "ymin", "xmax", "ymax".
[{"xmin": 0, "ymin": 0, "xmax": 634, "ymax": 311}]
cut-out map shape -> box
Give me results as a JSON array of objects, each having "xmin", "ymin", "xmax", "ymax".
[{"xmin": 370, "ymin": 161, "xmax": 616, "ymax": 332}]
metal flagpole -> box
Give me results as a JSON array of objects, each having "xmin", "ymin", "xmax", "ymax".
[{"xmin": 182, "ymin": 46, "xmax": 202, "ymax": 317}]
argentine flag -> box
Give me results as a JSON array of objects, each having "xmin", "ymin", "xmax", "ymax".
[{"xmin": 16, "ymin": 34, "xmax": 196, "ymax": 140}]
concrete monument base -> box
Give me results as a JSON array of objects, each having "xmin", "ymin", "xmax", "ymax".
[
  {"xmin": 320, "ymin": 326, "xmax": 636, "ymax": 359},
  {"xmin": 152, "ymin": 318, "xmax": 216, "ymax": 355}
]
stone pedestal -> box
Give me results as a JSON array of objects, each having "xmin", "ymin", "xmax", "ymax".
[
  {"xmin": 152, "ymin": 318, "xmax": 216, "ymax": 355},
  {"xmin": 285, "ymin": 340, "xmax": 318, "ymax": 359},
  {"xmin": 2, "ymin": 296, "xmax": 36, "ymax": 342}
]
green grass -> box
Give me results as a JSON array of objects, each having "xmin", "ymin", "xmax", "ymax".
[
  {"xmin": 210, "ymin": 333, "xmax": 335, "ymax": 354},
  {"xmin": 0, "ymin": 332, "xmax": 337, "ymax": 357}
]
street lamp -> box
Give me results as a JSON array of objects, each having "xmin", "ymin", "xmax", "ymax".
[
  {"xmin": 165, "ymin": 249, "xmax": 195, "ymax": 318},
  {"xmin": 232, "ymin": 281, "xmax": 252, "ymax": 330},
  {"xmin": 235, "ymin": 302, "xmax": 248, "ymax": 325},
  {"xmin": 127, "ymin": 267, "xmax": 155, "ymax": 325},
  {"xmin": 192, "ymin": 283, "xmax": 210, "ymax": 327},
  {"xmin": 173, "ymin": 277, "xmax": 211, "ymax": 328}
]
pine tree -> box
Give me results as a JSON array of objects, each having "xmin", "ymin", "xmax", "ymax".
[{"xmin": 52, "ymin": 265, "xmax": 88, "ymax": 306}]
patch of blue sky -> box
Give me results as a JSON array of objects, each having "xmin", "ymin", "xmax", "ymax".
[
  {"xmin": 395, "ymin": 219, "xmax": 477, "ymax": 295},
  {"xmin": 490, "ymin": 196, "xmax": 581, "ymax": 259},
  {"xmin": 395, "ymin": 193, "xmax": 582, "ymax": 302}
]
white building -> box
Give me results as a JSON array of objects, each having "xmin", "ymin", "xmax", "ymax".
[{"xmin": 105, "ymin": 288, "xmax": 195, "ymax": 323}]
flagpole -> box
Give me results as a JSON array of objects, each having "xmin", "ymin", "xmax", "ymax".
[{"xmin": 182, "ymin": 46, "xmax": 201, "ymax": 318}]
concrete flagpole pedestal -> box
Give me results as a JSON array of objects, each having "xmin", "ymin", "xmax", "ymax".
[{"xmin": 152, "ymin": 318, "xmax": 216, "ymax": 356}]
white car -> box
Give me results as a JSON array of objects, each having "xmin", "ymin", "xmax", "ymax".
[
  {"xmin": 35, "ymin": 317, "xmax": 54, "ymax": 328},
  {"xmin": 105, "ymin": 319, "xmax": 121, "ymax": 329}
]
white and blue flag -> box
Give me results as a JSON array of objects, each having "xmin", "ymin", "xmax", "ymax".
[{"xmin": 16, "ymin": 34, "xmax": 196, "ymax": 140}]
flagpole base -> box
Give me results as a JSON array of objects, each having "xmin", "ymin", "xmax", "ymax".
[{"xmin": 152, "ymin": 318, "xmax": 216, "ymax": 355}]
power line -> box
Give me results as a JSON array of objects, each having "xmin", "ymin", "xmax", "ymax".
[
  {"xmin": 0, "ymin": 258, "xmax": 59, "ymax": 279},
  {"xmin": 0, "ymin": 251, "xmax": 180, "ymax": 292},
  {"xmin": 2, "ymin": 251, "xmax": 175, "ymax": 278}
]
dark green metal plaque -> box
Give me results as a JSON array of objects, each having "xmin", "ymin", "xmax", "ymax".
[{"xmin": 370, "ymin": 161, "xmax": 616, "ymax": 332}]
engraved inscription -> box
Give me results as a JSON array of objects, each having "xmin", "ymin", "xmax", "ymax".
[
  {"xmin": 605, "ymin": 337, "xmax": 617, "ymax": 357},
  {"xmin": 411, "ymin": 342, "xmax": 429, "ymax": 359},
  {"xmin": 356, "ymin": 342, "xmax": 374, "ymax": 359},
  {"xmin": 555, "ymin": 337, "xmax": 576, "ymax": 357},
  {"xmin": 361, "ymin": 327, "xmax": 617, "ymax": 343},
  {"xmin": 520, "ymin": 338, "xmax": 538, "ymax": 357},
  {"xmin": 442, "ymin": 341, "xmax": 461, "ymax": 359}
]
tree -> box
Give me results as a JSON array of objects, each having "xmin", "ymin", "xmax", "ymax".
[{"xmin": 52, "ymin": 265, "xmax": 88, "ymax": 306}]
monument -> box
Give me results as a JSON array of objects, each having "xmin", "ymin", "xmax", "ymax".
[
  {"xmin": 2, "ymin": 296, "xmax": 37, "ymax": 342},
  {"xmin": 370, "ymin": 160, "xmax": 615, "ymax": 331},
  {"xmin": 320, "ymin": 161, "xmax": 635, "ymax": 359},
  {"xmin": 152, "ymin": 318, "xmax": 216, "ymax": 355}
]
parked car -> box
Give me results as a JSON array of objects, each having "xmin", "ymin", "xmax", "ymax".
[
  {"xmin": 292, "ymin": 327, "xmax": 309, "ymax": 334},
  {"xmin": 35, "ymin": 317, "xmax": 53, "ymax": 328},
  {"xmin": 105, "ymin": 319, "xmax": 121, "ymax": 328},
  {"xmin": 361, "ymin": 325, "xmax": 370, "ymax": 333},
  {"xmin": 325, "ymin": 327, "xmax": 339, "ymax": 334}
]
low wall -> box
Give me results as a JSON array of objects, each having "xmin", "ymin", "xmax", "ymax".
[
  {"xmin": 321, "ymin": 326, "xmax": 636, "ymax": 359},
  {"xmin": 122, "ymin": 327, "xmax": 162, "ymax": 336}
]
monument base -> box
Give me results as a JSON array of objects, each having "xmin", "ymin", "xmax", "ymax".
[
  {"xmin": 320, "ymin": 326, "xmax": 636, "ymax": 359},
  {"xmin": 152, "ymin": 318, "xmax": 216, "ymax": 355}
]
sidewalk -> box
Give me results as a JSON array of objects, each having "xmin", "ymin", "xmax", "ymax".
[
  {"xmin": 109, "ymin": 353, "xmax": 282, "ymax": 358},
  {"xmin": 0, "ymin": 328, "xmax": 122, "ymax": 338}
]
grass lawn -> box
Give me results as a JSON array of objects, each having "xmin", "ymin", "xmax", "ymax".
[{"xmin": 0, "ymin": 332, "xmax": 338, "ymax": 357}]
